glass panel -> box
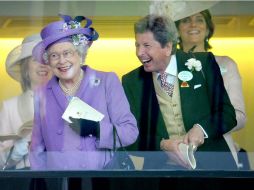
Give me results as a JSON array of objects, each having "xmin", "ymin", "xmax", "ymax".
[{"xmin": 0, "ymin": 1, "xmax": 253, "ymax": 189}]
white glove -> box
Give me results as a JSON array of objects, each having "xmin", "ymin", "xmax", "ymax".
[{"xmin": 10, "ymin": 138, "xmax": 29, "ymax": 162}]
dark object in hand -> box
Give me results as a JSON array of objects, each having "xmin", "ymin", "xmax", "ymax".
[{"xmin": 69, "ymin": 117, "xmax": 99, "ymax": 137}]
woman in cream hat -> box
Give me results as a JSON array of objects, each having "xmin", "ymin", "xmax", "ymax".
[
  {"xmin": 150, "ymin": 0, "xmax": 248, "ymax": 169},
  {"xmin": 29, "ymin": 14, "xmax": 138, "ymax": 170},
  {"xmin": 0, "ymin": 34, "xmax": 52, "ymax": 169},
  {"xmin": 175, "ymin": 6, "xmax": 248, "ymax": 171}
]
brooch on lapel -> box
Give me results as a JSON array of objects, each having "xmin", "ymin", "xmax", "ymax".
[
  {"xmin": 179, "ymin": 58, "xmax": 202, "ymax": 88},
  {"xmin": 89, "ymin": 76, "xmax": 101, "ymax": 87},
  {"xmin": 93, "ymin": 78, "xmax": 100, "ymax": 86}
]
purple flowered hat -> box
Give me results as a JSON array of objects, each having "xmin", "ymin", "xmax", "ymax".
[{"xmin": 33, "ymin": 14, "xmax": 99, "ymax": 64}]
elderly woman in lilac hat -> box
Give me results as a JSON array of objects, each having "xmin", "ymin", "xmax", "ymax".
[{"xmin": 29, "ymin": 14, "xmax": 138, "ymax": 170}]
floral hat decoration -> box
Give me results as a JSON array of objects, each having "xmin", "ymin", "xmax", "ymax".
[
  {"xmin": 149, "ymin": 0, "xmax": 218, "ymax": 21},
  {"xmin": 33, "ymin": 14, "xmax": 99, "ymax": 64},
  {"xmin": 5, "ymin": 34, "xmax": 41, "ymax": 82}
]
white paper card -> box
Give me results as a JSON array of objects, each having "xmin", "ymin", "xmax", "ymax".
[
  {"xmin": 178, "ymin": 143, "xmax": 196, "ymax": 169},
  {"xmin": 62, "ymin": 97, "xmax": 104, "ymax": 123}
]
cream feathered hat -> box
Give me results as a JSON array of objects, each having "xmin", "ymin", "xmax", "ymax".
[
  {"xmin": 5, "ymin": 34, "xmax": 41, "ymax": 82},
  {"xmin": 149, "ymin": 0, "xmax": 219, "ymax": 21}
]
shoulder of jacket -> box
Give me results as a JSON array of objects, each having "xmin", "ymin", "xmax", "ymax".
[
  {"xmin": 215, "ymin": 55, "xmax": 237, "ymax": 67},
  {"xmin": 123, "ymin": 66, "xmax": 143, "ymax": 78}
]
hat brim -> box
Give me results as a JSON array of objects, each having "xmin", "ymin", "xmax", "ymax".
[
  {"xmin": 150, "ymin": 1, "xmax": 218, "ymax": 21},
  {"xmin": 175, "ymin": 1, "xmax": 218, "ymax": 21},
  {"xmin": 6, "ymin": 40, "xmax": 40, "ymax": 82},
  {"xmin": 33, "ymin": 28, "xmax": 95, "ymax": 64}
]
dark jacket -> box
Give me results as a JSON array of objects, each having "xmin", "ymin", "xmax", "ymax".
[{"xmin": 122, "ymin": 50, "xmax": 237, "ymax": 169}]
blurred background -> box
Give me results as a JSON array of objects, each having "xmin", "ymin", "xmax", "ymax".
[{"xmin": 0, "ymin": 0, "xmax": 254, "ymax": 166}]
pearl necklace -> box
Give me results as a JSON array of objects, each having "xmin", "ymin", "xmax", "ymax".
[{"xmin": 59, "ymin": 71, "xmax": 84, "ymax": 96}]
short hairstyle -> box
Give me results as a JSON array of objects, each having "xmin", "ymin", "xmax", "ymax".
[
  {"xmin": 134, "ymin": 14, "xmax": 179, "ymax": 54},
  {"xmin": 175, "ymin": 9, "xmax": 215, "ymax": 51}
]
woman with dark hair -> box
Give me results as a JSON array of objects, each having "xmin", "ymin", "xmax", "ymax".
[
  {"xmin": 175, "ymin": 9, "xmax": 214, "ymax": 51},
  {"xmin": 150, "ymin": 0, "xmax": 247, "ymax": 169},
  {"xmin": 175, "ymin": 9, "xmax": 247, "ymax": 169}
]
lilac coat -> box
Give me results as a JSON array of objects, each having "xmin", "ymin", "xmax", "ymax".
[{"xmin": 29, "ymin": 66, "xmax": 138, "ymax": 170}]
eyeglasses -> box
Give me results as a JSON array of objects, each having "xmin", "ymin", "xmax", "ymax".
[{"xmin": 48, "ymin": 49, "xmax": 76, "ymax": 62}]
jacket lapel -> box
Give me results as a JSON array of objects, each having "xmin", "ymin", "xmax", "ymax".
[
  {"xmin": 76, "ymin": 66, "xmax": 90, "ymax": 98},
  {"xmin": 176, "ymin": 51, "xmax": 196, "ymax": 130},
  {"xmin": 177, "ymin": 51, "xmax": 192, "ymax": 95},
  {"xmin": 50, "ymin": 77, "xmax": 69, "ymax": 111},
  {"xmin": 176, "ymin": 50, "xmax": 207, "ymax": 131},
  {"xmin": 138, "ymin": 68, "xmax": 168, "ymax": 150}
]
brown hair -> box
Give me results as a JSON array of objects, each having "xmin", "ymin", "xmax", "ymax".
[
  {"xmin": 175, "ymin": 9, "xmax": 215, "ymax": 51},
  {"xmin": 134, "ymin": 14, "xmax": 179, "ymax": 54}
]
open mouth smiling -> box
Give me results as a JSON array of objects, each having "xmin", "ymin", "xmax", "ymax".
[
  {"xmin": 142, "ymin": 58, "xmax": 152, "ymax": 65},
  {"xmin": 57, "ymin": 65, "xmax": 72, "ymax": 72}
]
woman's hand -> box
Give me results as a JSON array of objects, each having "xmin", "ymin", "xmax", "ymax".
[{"xmin": 183, "ymin": 124, "xmax": 205, "ymax": 149}]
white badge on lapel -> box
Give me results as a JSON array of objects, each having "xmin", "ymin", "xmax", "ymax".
[{"xmin": 178, "ymin": 71, "xmax": 193, "ymax": 88}]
